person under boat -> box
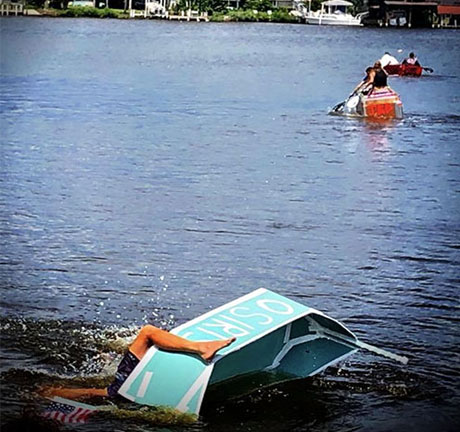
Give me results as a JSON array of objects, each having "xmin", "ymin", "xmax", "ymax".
[
  {"xmin": 38, "ymin": 325, "xmax": 235, "ymax": 401},
  {"xmin": 402, "ymin": 52, "xmax": 420, "ymax": 66},
  {"xmin": 379, "ymin": 52, "xmax": 399, "ymax": 67}
]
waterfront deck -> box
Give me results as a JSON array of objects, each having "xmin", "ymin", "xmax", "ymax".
[
  {"xmin": 130, "ymin": 6, "xmax": 208, "ymax": 21},
  {"xmin": 128, "ymin": 0, "xmax": 208, "ymax": 21},
  {"xmin": 168, "ymin": 11, "xmax": 209, "ymax": 21}
]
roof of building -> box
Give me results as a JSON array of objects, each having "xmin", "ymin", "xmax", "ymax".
[
  {"xmin": 438, "ymin": 4, "xmax": 460, "ymax": 12},
  {"xmin": 322, "ymin": 0, "xmax": 354, "ymax": 6},
  {"xmin": 384, "ymin": 0, "xmax": 438, "ymax": 6}
]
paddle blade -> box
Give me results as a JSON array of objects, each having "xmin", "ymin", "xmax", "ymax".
[{"xmin": 332, "ymin": 101, "xmax": 345, "ymax": 113}]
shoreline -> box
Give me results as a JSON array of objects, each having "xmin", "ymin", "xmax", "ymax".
[
  {"xmin": 3, "ymin": 6, "xmax": 454, "ymax": 28},
  {"xmin": 10, "ymin": 7, "xmax": 302, "ymax": 23}
]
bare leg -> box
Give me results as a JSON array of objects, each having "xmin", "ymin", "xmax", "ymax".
[
  {"xmin": 38, "ymin": 325, "xmax": 235, "ymax": 401},
  {"xmin": 39, "ymin": 386, "xmax": 108, "ymax": 401},
  {"xmin": 129, "ymin": 325, "xmax": 236, "ymax": 361}
]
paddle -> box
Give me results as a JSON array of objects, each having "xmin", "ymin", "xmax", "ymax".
[
  {"xmin": 324, "ymin": 331, "xmax": 409, "ymax": 365},
  {"xmin": 332, "ymin": 100, "xmax": 346, "ymax": 113},
  {"xmin": 332, "ymin": 91, "xmax": 357, "ymax": 113},
  {"xmin": 423, "ymin": 67, "xmax": 434, "ymax": 73}
]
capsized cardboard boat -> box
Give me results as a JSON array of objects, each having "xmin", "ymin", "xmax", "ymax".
[{"xmin": 119, "ymin": 288, "xmax": 407, "ymax": 414}]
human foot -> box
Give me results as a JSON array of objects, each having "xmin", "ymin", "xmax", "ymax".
[{"xmin": 198, "ymin": 337, "xmax": 236, "ymax": 362}]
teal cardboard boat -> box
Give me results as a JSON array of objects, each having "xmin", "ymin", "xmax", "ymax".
[{"xmin": 119, "ymin": 288, "xmax": 407, "ymax": 414}]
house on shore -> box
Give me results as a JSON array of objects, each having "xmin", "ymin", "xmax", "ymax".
[
  {"xmin": 132, "ymin": 0, "xmax": 460, "ymax": 27},
  {"xmin": 437, "ymin": 0, "xmax": 460, "ymax": 27},
  {"xmin": 0, "ymin": 0, "xmax": 24, "ymax": 15},
  {"xmin": 365, "ymin": 0, "xmax": 460, "ymax": 27},
  {"xmin": 59, "ymin": 0, "xmax": 460, "ymax": 27}
]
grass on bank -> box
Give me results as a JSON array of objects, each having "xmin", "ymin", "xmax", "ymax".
[
  {"xmin": 59, "ymin": 6, "xmax": 128, "ymax": 18},
  {"xmin": 211, "ymin": 9, "xmax": 300, "ymax": 23},
  {"xmin": 27, "ymin": 5, "xmax": 300, "ymax": 23},
  {"xmin": 31, "ymin": 6, "xmax": 129, "ymax": 18}
]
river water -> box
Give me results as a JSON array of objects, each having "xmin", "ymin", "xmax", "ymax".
[{"xmin": 1, "ymin": 17, "xmax": 459, "ymax": 432}]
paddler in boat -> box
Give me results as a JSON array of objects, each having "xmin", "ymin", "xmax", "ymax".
[
  {"xmin": 352, "ymin": 66, "xmax": 375, "ymax": 95},
  {"xmin": 39, "ymin": 325, "xmax": 235, "ymax": 401},
  {"xmin": 402, "ymin": 52, "xmax": 420, "ymax": 66},
  {"xmin": 379, "ymin": 52, "xmax": 399, "ymax": 68},
  {"xmin": 368, "ymin": 61, "xmax": 389, "ymax": 94},
  {"xmin": 353, "ymin": 62, "xmax": 388, "ymax": 96}
]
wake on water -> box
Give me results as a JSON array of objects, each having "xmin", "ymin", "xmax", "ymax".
[
  {"xmin": 0, "ymin": 316, "xmax": 137, "ymax": 374},
  {"xmin": 0, "ymin": 317, "xmax": 200, "ymax": 427}
]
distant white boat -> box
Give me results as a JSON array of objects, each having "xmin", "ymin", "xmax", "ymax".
[{"xmin": 303, "ymin": 0, "xmax": 365, "ymax": 26}]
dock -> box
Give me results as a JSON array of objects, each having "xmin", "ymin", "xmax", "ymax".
[
  {"xmin": 129, "ymin": 0, "xmax": 208, "ymax": 21},
  {"xmin": 167, "ymin": 10, "xmax": 209, "ymax": 21}
]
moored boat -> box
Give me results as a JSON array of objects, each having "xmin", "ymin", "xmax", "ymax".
[
  {"xmin": 303, "ymin": 0, "xmax": 365, "ymax": 26},
  {"xmin": 384, "ymin": 64, "xmax": 423, "ymax": 77},
  {"xmin": 331, "ymin": 87, "xmax": 403, "ymax": 119}
]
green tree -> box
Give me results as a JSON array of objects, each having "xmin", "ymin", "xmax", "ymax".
[
  {"xmin": 240, "ymin": 0, "xmax": 273, "ymax": 11},
  {"xmin": 49, "ymin": 0, "xmax": 70, "ymax": 9},
  {"xmin": 307, "ymin": 0, "xmax": 323, "ymax": 12},
  {"xmin": 246, "ymin": 0, "xmax": 273, "ymax": 11},
  {"xmin": 200, "ymin": 0, "xmax": 228, "ymax": 12},
  {"xmin": 27, "ymin": 0, "xmax": 47, "ymax": 7},
  {"xmin": 173, "ymin": 0, "xmax": 227, "ymax": 13}
]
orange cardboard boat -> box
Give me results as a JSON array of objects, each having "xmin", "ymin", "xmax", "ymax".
[{"xmin": 331, "ymin": 87, "xmax": 403, "ymax": 119}]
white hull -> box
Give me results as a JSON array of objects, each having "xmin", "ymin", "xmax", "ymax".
[{"xmin": 305, "ymin": 13, "xmax": 362, "ymax": 26}]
